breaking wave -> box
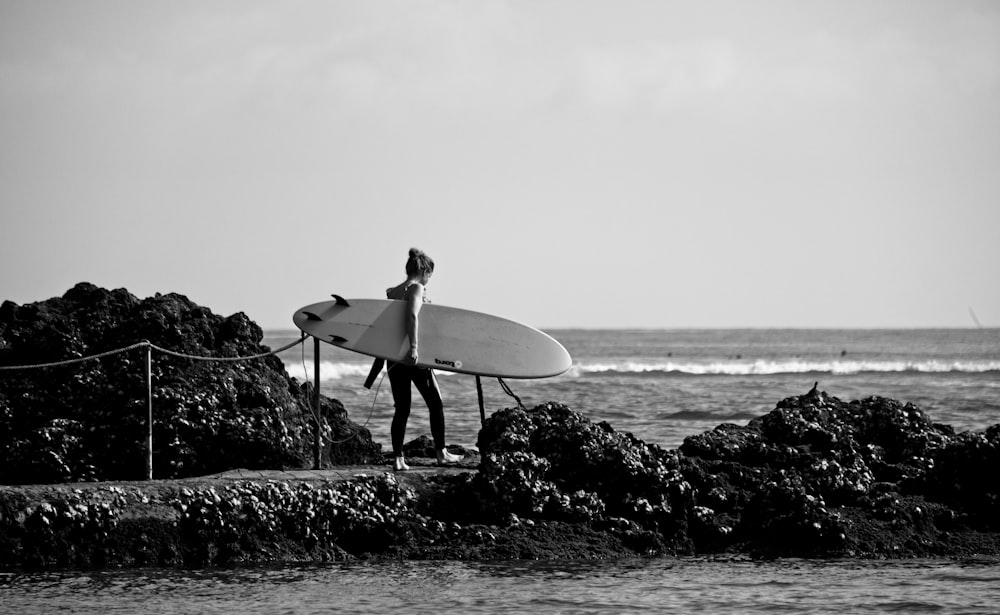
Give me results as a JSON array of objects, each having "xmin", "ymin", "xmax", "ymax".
[
  {"xmin": 283, "ymin": 360, "xmax": 372, "ymax": 382},
  {"xmin": 279, "ymin": 359, "xmax": 1000, "ymax": 382},
  {"xmin": 569, "ymin": 359, "xmax": 1000, "ymax": 377},
  {"xmin": 281, "ymin": 360, "xmax": 478, "ymax": 382}
]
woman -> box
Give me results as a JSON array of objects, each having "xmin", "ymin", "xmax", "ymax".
[{"xmin": 385, "ymin": 248, "xmax": 463, "ymax": 471}]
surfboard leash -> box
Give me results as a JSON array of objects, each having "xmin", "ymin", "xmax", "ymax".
[
  {"xmin": 301, "ymin": 339, "xmax": 381, "ymax": 446},
  {"xmin": 324, "ymin": 375, "xmax": 381, "ymax": 445},
  {"xmin": 497, "ymin": 377, "xmax": 526, "ymax": 410}
]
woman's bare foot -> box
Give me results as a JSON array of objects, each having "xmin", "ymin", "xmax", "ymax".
[
  {"xmin": 436, "ymin": 449, "xmax": 463, "ymax": 465},
  {"xmin": 393, "ymin": 457, "xmax": 410, "ymax": 472}
]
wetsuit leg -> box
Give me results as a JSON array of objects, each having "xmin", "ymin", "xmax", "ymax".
[
  {"xmin": 387, "ymin": 362, "xmax": 412, "ymax": 457},
  {"xmin": 412, "ymin": 368, "xmax": 446, "ymax": 450}
]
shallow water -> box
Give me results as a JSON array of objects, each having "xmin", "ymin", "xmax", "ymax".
[{"xmin": 3, "ymin": 558, "xmax": 999, "ymax": 614}]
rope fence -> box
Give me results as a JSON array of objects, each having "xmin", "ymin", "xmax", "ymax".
[
  {"xmin": 0, "ymin": 338, "xmax": 306, "ymax": 370},
  {"xmin": 0, "ymin": 341, "xmax": 152, "ymax": 371},
  {"xmin": 0, "ymin": 336, "xmax": 314, "ymax": 480},
  {"xmin": 2, "ymin": 335, "xmax": 527, "ymax": 481}
]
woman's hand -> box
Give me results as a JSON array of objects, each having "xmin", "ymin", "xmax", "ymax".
[{"xmin": 406, "ymin": 345, "xmax": 419, "ymax": 365}]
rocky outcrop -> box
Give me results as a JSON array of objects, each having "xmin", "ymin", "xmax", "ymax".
[
  {"xmin": 679, "ymin": 391, "xmax": 999, "ymax": 556},
  {"xmin": 2, "ymin": 284, "xmax": 998, "ymax": 565},
  {"xmin": 3, "ymin": 392, "xmax": 997, "ymax": 568},
  {"xmin": 473, "ymin": 393, "xmax": 998, "ymax": 558},
  {"xmin": 0, "ymin": 283, "xmax": 382, "ymax": 484}
]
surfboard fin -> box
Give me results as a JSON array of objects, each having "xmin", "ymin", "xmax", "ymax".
[
  {"xmin": 331, "ymin": 294, "xmax": 350, "ymax": 306},
  {"xmin": 363, "ymin": 358, "xmax": 385, "ymax": 389},
  {"xmin": 328, "ymin": 334, "xmax": 348, "ymax": 344},
  {"xmin": 302, "ymin": 311, "xmax": 322, "ymax": 321}
]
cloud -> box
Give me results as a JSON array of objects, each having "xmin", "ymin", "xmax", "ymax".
[
  {"xmin": 567, "ymin": 5, "xmax": 1000, "ymax": 115},
  {"xmin": 942, "ymin": 7, "xmax": 1000, "ymax": 93},
  {"xmin": 573, "ymin": 38, "xmax": 740, "ymax": 110}
]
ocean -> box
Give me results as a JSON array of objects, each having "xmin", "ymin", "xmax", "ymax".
[
  {"xmin": 4, "ymin": 557, "xmax": 999, "ymax": 613},
  {"xmin": 268, "ymin": 328, "xmax": 1000, "ymax": 453},
  {"xmin": 4, "ymin": 328, "xmax": 998, "ymax": 613}
]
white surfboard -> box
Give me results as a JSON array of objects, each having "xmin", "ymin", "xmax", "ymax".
[{"xmin": 292, "ymin": 296, "xmax": 572, "ymax": 379}]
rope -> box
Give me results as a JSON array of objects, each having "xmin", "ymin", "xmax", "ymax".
[
  {"xmin": 0, "ymin": 341, "xmax": 151, "ymax": 370},
  {"xmin": 149, "ymin": 338, "xmax": 304, "ymax": 362},
  {"xmin": 0, "ymin": 338, "xmax": 305, "ymax": 371},
  {"xmin": 498, "ymin": 377, "xmax": 526, "ymax": 410},
  {"xmin": 0, "ymin": 333, "xmax": 387, "ymax": 469},
  {"xmin": 1, "ymin": 333, "xmax": 385, "ymax": 449}
]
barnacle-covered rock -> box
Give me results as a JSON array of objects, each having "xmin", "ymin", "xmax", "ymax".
[
  {"xmin": 742, "ymin": 473, "xmax": 849, "ymax": 556},
  {"xmin": 0, "ymin": 283, "xmax": 382, "ymax": 483},
  {"xmin": 2, "ymin": 370, "xmax": 999, "ymax": 564},
  {"xmin": 681, "ymin": 387, "xmax": 999, "ymax": 556},
  {"xmin": 474, "ymin": 393, "xmax": 1000, "ymax": 558},
  {"xmin": 477, "ymin": 402, "xmax": 692, "ymax": 541},
  {"xmin": 13, "ymin": 486, "xmax": 151, "ymax": 567},
  {"xmin": 171, "ymin": 475, "xmax": 416, "ymax": 561},
  {"xmin": 922, "ymin": 425, "xmax": 1000, "ymax": 529}
]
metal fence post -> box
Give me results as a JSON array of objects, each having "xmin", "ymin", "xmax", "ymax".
[
  {"xmin": 476, "ymin": 375, "xmax": 486, "ymax": 426},
  {"xmin": 145, "ymin": 341, "xmax": 153, "ymax": 480},
  {"xmin": 313, "ymin": 336, "xmax": 321, "ymax": 470}
]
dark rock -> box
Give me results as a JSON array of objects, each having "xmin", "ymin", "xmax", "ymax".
[
  {"xmin": 678, "ymin": 388, "xmax": 999, "ymax": 556},
  {"xmin": 476, "ymin": 402, "xmax": 694, "ymax": 550},
  {"xmin": 471, "ymin": 390, "xmax": 999, "ymax": 558},
  {"xmin": 922, "ymin": 425, "xmax": 1000, "ymax": 529},
  {"xmin": 3, "ymin": 307, "xmax": 999, "ymax": 564},
  {"xmin": 0, "ymin": 283, "xmax": 381, "ymax": 484}
]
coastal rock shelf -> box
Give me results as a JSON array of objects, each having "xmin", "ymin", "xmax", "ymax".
[
  {"xmin": 1, "ymin": 284, "xmax": 998, "ymax": 566},
  {"xmin": 1, "ymin": 394, "xmax": 998, "ymax": 567}
]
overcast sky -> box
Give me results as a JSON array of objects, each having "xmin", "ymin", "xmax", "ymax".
[{"xmin": 2, "ymin": 0, "xmax": 998, "ymax": 329}]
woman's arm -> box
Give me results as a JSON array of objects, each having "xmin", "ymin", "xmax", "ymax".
[{"xmin": 404, "ymin": 283, "xmax": 424, "ymax": 364}]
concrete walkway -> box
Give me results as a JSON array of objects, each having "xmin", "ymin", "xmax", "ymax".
[
  {"xmin": 199, "ymin": 460, "xmax": 477, "ymax": 486},
  {"xmin": 0, "ymin": 460, "xmax": 480, "ymax": 498}
]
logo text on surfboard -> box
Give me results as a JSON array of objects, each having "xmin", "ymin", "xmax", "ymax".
[{"xmin": 435, "ymin": 358, "xmax": 463, "ymax": 369}]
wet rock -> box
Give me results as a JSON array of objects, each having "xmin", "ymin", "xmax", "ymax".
[
  {"xmin": 680, "ymin": 388, "xmax": 999, "ymax": 556},
  {"xmin": 464, "ymin": 391, "xmax": 1000, "ymax": 558},
  {"xmin": 922, "ymin": 425, "xmax": 1000, "ymax": 529},
  {"xmin": 0, "ymin": 388, "xmax": 998, "ymax": 567},
  {"xmin": 0, "ymin": 283, "xmax": 381, "ymax": 484},
  {"xmin": 475, "ymin": 402, "xmax": 695, "ymax": 551}
]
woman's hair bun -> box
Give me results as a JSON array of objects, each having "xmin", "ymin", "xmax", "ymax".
[{"xmin": 405, "ymin": 247, "xmax": 434, "ymax": 276}]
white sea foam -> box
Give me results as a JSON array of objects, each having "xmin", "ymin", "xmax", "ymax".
[
  {"xmin": 568, "ymin": 359, "xmax": 1000, "ymax": 377},
  {"xmin": 282, "ymin": 358, "xmax": 1000, "ymax": 381},
  {"xmin": 282, "ymin": 360, "xmax": 472, "ymax": 382},
  {"xmin": 283, "ymin": 360, "xmax": 372, "ymax": 382}
]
